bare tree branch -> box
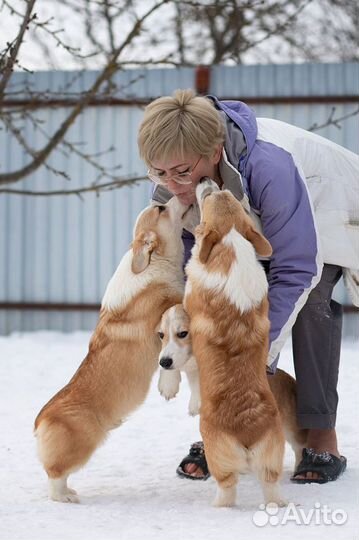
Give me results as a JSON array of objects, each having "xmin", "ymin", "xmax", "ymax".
[
  {"xmin": 0, "ymin": 0, "xmax": 37, "ymax": 98},
  {"xmin": 0, "ymin": 0, "xmax": 170, "ymax": 186},
  {"xmin": 1, "ymin": 0, "xmax": 358, "ymax": 199},
  {"xmin": 1, "ymin": 110, "xmax": 71, "ymax": 179},
  {"xmin": 309, "ymin": 106, "xmax": 359, "ymax": 132},
  {"xmin": 2, "ymin": 0, "xmax": 100, "ymax": 61},
  {"xmin": 0, "ymin": 175, "xmax": 148, "ymax": 198},
  {"xmin": 237, "ymin": 0, "xmax": 314, "ymax": 56}
]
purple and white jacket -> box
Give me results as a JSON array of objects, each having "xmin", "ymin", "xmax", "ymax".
[{"xmin": 152, "ymin": 97, "xmax": 359, "ymax": 371}]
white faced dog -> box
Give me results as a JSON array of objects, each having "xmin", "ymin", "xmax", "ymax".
[{"xmin": 157, "ymin": 304, "xmax": 201, "ymax": 416}]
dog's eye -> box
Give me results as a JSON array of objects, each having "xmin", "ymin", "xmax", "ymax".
[
  {"xmin": 158, "ymin": 331, "xmax": 164, "ymax": 340},
  {"xmin": 177, "ymin": 331, "xmax": 188, "ymax": 339},
  {"xmin": 157, "ymin": 205, "xmax": 166, "ymax": 213}
]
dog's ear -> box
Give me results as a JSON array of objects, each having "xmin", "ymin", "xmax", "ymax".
[
  {"xmin": 246, "ymin": 226, "xmax": 272, "ymax": 257},
  {"xmin": 131, "ymin": 230, "xmax": 158, "ymax": 274},
  {"xmin": 198, "ymin": 228, "xmax": 219, "ymax": 264}
]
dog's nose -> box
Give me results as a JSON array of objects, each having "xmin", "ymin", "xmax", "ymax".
[
  {"xmin": 159, "ymin": 357, "xmax": 173, "ymax": 369},
  {"xmin": 196, "ymin": 177, "xmax": 219, "ymax": 205},
  {"xmin": 199, "ymin": 176, "xmax": 211, "ymax": 184}
]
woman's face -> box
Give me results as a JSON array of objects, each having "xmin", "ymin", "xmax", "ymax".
[{"xmin": 149, "ymin": 147, "xmax": 222, "ymax": 206}]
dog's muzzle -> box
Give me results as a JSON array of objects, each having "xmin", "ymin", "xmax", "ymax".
[{"xmin": 196, "ymin": 177, "xmax": 219, "ymax": 203}]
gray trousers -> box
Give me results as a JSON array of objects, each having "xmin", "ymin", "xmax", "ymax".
[{"xmin": 292, "ymin": 264, "xmax": 343, "ymax": 430}]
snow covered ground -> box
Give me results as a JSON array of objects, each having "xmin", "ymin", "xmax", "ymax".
[{"xmin": 0, "ymin": 331, "xmax": 357, "ymax": 540}]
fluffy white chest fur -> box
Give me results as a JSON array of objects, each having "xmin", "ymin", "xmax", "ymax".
[
  {"xmin": 102, "ymin": 250, "xmax": 184, "ymax": 311},
  {"xmin": 102, "ymin": 250, "xmax": 152, "ymax": 310},
  {"xmin": 185, "ymin": 227, "xmax": 268, "ymax": 313}
]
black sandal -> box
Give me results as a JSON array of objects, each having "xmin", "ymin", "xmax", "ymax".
[
  {"xmin": 176, "ymin": 441, "xmax": 210, "ymax": 481},
  {"xmin": 291, "ymin": 447, "xmax": 347, "ymax": 484}
]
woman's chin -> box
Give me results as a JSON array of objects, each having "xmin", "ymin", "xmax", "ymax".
[{"xmin": 176, "ymin": 192, "xmax": 196, "ymax": 205}]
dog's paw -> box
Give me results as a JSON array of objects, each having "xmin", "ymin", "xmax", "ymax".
[
  {"xmin": 50, "ymin": 488, "xmax": 80, "ymax": 504},
  {"xmin": 212, "ymin": 486, "xmax": 236, "ymax": 507},
  {"xmin": 274, "ymin": 499, "xmax": 288, "ymax": 508},
  {"xmin": 158, "ymin": 371, "xmax": 180, "ymax": 400},
  {"xmin": 265, "ymin": 498, "xmax": 288, "ymax": 508},
  {"xmin": 188, "ymin": 398, "xmax": 200, "ymax": 416},
  {"xmin": 158, "ymin": 382, "xmax": 179, "ymax": 400}
]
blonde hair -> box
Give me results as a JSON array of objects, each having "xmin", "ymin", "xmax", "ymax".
[{"xmin": 138, "ymin": 89, "xmax": 225, "ymax": 166}]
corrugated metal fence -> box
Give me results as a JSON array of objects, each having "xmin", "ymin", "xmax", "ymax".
[{"xmin": 0, "ymin": 63, "xmax": 358, "ymax": 336}]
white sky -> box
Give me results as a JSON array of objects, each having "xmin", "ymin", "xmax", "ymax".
[{"xmin": 1, "ymin": 0, "xmax": 352, "ymax": 71}]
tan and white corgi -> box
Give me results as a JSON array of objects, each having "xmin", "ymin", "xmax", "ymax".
[
  {"xmin": 34, "ymin": 197, "xmax": 188, "ymax": 503},
  {"xmin": 184, "ymin": 177, "xmax": 287, "ymax": 507},
  {"xmin": 157, "ymin": 304, "xmax": 307, "ymax": 468}
]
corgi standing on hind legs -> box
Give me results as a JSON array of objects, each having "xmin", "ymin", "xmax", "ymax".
[
  {"xmin": 157, "ymin": 303, "xmax": 308, "ymax": 470},
  {"xmin": 34, "ymin": 197, "xmax": 188, "ymax": 503},
  {"xmin": 184, "ymin": 178, "xmax": 287, "ymax": 508}
]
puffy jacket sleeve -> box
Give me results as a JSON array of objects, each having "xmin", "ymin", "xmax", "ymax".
[{"xmin": 246, "ymin": 140, "xmax": 323, "ymax": 371}]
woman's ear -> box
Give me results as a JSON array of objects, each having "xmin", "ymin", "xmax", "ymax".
[{"xmin": 212, "ymin": 144, "xmax": 223, "ymax": 164}]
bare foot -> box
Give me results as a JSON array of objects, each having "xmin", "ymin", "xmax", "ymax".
[
  {"xmin": 184, "ymin": 463, "xmax": 206, "ymax": 478},
  {"xmin": 179, "ymin": 441, "xmax": 209, "ymax": 479},
  {"xmin": 293, "ymin": 428, "xmax": 340, "ymax": 481}
]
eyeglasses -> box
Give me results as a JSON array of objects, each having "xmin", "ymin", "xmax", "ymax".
[{"xmin": 147, "ymin": 156, "xmax": 202, "ymax": 186}]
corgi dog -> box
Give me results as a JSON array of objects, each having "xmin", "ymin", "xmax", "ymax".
[
  {"xmin": 158, "ymin": 304, "xmax": 201, "ymax": 416},
  {"xmin": 157, "ymin": 304, "xmax": 307, "ymax": 468},
  {"xmin": 184, "ymin": 177, "xmax": 287, "ymax": 508},
  {"xmin": 34, "ymin": 197, "xmax": 188, "ymax": 503}
]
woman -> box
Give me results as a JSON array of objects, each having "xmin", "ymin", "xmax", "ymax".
[{"xmin": 137, "ymin": 89, "xmax": 359, "ymax": 484}]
